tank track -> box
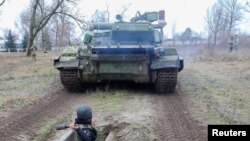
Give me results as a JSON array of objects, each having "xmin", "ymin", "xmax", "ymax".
[
  {"xmin": 156, "ymin": 68, "xmax": 178, "ymax": 93},
  {"xmin": 60, "ymin": 69, "xmax": 84, "ymax": 92}
]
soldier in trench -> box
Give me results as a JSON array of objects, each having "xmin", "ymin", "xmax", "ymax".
[{"xmin": 69, "ymin": 104, "xmax": 98, "ymax": 141}]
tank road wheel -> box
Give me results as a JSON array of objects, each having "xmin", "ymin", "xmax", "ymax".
[
  {"xmin": 60, "ymin": 69, "xmax": 84, "ymax": 92},
  {"xmin": 156, "ymin": 68, "xmax": 178, "ymax": 93}
]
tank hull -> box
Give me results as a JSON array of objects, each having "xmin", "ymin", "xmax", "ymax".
[
  {"xmin": 54, "ymin": 47, "xmax": 183, "ymax": 93},
  {"xmin": 53, "ymin": 15, "xmax": 184, "ymax": 93}
]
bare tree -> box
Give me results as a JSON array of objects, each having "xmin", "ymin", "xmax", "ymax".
[
  {"xmin": 0, "ymin": 0, "xmax": 5, "ymax": 6},
  {"xmin": 246, "ymin": 0, "xmax": 250, "ymax": 10},
  {"xmin": 244, "ymin": 1, "xmax": 250, "ymax": 16},
  {"xmin": 91, "ymin": 2, "xmax": 111, "ymax": 23},
  {"xmin": 25, "ymin": 0, "xmax": 84, "ymax": 56},
  {"xmin": 180, "ymin": 27, "xmax": 193, "ymax": 45},
  {"xmin": 219, "ymin": 0, "xmax": 243, "ymax": 35},
  {"xmin": 106, "ymin": 2, "xmax": 110, "ymax": 23},
  {"xmin": 205, "ymin": 0, "xmax": 243, "ymax": 55},
  {"xmin": 205, "ymin": 2, "xmax": 227, "ymax": 49},
  {"xmin": 52, "ymin": 3, "xmax": 76, "ymax": 47},
  {"xmin": 0, "ymin": 0, "xmax": 6, "ymax": 15},
  {"xmin": 18, "ymin": 11, "xmax": 30, "ymax": 34},
  {"xmin": 120, "ymin": 3, "xmax": 132, "ymax": 18},
  {"xmin": 171, "ymin": 21, "xmax": 177, "ymax": 47},
  {"xmin": 92, "ymin": 10, "xmax": 108, "ymax": 22}
]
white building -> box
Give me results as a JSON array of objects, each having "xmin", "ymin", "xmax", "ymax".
[
  {"xmin": 0, "ymin": 39, "xmax": 7, "ymax": 52},
  {"xmin": 0, "ymin": 39, "xmax": 25, "ymax": 52}
]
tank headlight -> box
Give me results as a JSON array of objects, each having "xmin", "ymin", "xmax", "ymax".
[
  {"xmin": 139, "ymin": 65, "xmax": 143, "ymax": 73},
  {"xmin": 79, "ymin": 64, "xmax": 84, "ymax": 70},
  {"xmin": 91, "ymin": 66, "xmax": 93, "ymax": 72}
]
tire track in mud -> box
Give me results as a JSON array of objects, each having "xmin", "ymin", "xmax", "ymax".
[
  {"xmin": 0, "ymin": 90, "xmax": 86, "ymax": 141},
  {"xmin": 151, "ymin": 92, "xmax": 207, "ymax": 141},
  {"xmin": 0, "ymin": 86, "xmax": 207, "ymax": 141}
]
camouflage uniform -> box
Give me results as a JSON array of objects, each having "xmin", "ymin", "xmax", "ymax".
[
  {"xmin": 30, "ymin": 45, "xmax": 37, "ymax": 61},
  {"xmin": 76, "ymin": 124, "xmax": 97, "ymax": 141},
  {"xmin": 233, "ymin": 35, "xmax": 239, "ymax": 51},
  {"xmin": 228, "ymin": 36, "xmax": 234, "ymax": 52}
]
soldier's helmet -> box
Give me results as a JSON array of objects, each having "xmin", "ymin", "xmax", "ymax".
[{"xmin": 76, "ymin": 104, "xmax": 92, "ymax": 122}]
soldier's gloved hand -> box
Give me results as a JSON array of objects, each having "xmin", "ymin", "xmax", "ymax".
[{"xmin": 69, "ymin": 123, "xmax": 78, "ymax": 130}]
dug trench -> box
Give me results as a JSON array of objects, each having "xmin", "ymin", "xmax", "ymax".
[{"xmin": 0, "ymin": 81, "xmax": 207, "ymax": 141}]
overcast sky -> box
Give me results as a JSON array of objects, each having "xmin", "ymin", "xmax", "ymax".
[
  {"xmin": 82, "ymin": 0, "xmax": 217, "ymax": 36},
  {"xmin": 1, "ymin": 0, "xmax": 248, "ymax": 38}
]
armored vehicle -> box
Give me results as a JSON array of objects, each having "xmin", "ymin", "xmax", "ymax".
[{"xmin": 54, "ymin": 10, "xmax": 184, "ymax": 93}]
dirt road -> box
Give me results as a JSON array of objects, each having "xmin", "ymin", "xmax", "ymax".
[
  {"xmin": 0, "ymin": 48, "xmax": 208, "ymax": 141},
  {"xmin": 151, "ymin": 92, "xmax": 206, "ymax": 141},
  {"xmin": 0, "ymin": 85, "xmax": 206, "ymax": 141}
]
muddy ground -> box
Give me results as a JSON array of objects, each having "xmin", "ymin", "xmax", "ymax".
[{"xmin": 0, "ymin": 47, "xmax": 249, "ymax": 141}]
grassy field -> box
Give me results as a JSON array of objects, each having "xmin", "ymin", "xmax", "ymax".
[
  {"xmin": 1, "ymin": 49, "xmax": 249, "ymax": 125},
  {"xmin": 0, "ymin": 48, "xmax": 249, "ymax": 140},
  {"xmin": 178, "ymin": 47, "xmax": 250, "ymax": 124},
  {"xmin": 0, "ymin": 52, "xmax": 60, "ymax": 111}
]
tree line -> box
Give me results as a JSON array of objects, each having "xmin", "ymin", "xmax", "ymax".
[
  {"xmin": 1, "ymin": 0, "xmax": 131, "ymax": 55},
  {"xmin": 2, "ymin": 29, "xmax": 28, "ymax": 51},
  {"xmin": 1, "ymin": 0, "xmax": 85, "ymax": 55},
  {"xmin": 204, "ymin": 0, "xmax": 248, "ymax": 54},
  {"xmin": 1, "ymin": 0, "xmax": 250, "ymax": 55},
  {"xmin": 169, "ymin": 0, "xmax": 250, "ymax": 54}
]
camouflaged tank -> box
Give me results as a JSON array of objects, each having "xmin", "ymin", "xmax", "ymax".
[{"xmin": 54, "ymin": 10, "xmax": 184, "ymax": 93}]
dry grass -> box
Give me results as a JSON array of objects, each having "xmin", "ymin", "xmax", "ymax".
[
  {"xmin": 196, "ymin": 47, "xmax": 250, "ymax": 62},
  {"xmin": 0, "ymin": 51, "xmax": 61, "ymax": 111},
  {"xmin": 90, "ymin": 89, "xmax": 127, "ymax": 112},
  {"xmin": 34, "ymin": 118, "xmax": 71, "ymax": 141},
  {"xmin": 178, "ymin": 47, "xmax": 250, "ymax": 124}
]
